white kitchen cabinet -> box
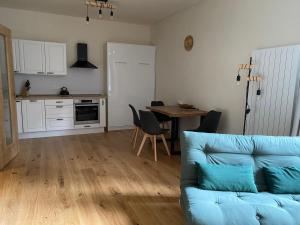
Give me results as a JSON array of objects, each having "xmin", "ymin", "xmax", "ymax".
[
  {"xmin": 45, "ymin": 42, "xmax": 67, "ymax": 75},
  {"xmin": 99, "ymin": 98, "xmax": 106, "ymax": 127},
  {"xmin": 19, "ymin": 40, "xmax": 45, "ymax": 75},
  {"xmin": 22, "ymin": 100, "xmax": 46, "ymax": 132},
  {"xmin": 15, "ymin": 39, "xmax": 67, "ymax": 75},
  {"xmin": 45, "ymin": 99, "xmax": 74, "ymax": 131},
  {"xmin": 16, "ymin": 100, "xmax": 23, "ymax": 133},
  {"xmin": 12, "ymin": 39, "xmax": 20, "ymax": 73}
]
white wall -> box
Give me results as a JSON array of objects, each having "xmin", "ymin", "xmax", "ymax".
[
  {"xmin": 152, "ymin": 0, "xmax": 300, "ymax": 134},
  {"xmin": 0, "ymin": 7, "xmax": 151, "ymax": 95}
]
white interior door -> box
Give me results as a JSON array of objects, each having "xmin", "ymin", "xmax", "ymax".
[{"xmin": 107, "ymin": 43, "xmax": 155, "ymax": 129}]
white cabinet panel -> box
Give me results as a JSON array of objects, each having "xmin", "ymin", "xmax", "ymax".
[
  {"xmin": 45, "ymin": 42, "xmax": 67, "ymax": 75},
  {"xmin": 12, "ymin": 39, "xmax": 20, "ymax": 73},
  {"xmin": 45, "ymin": 99, "xmax": 73, "ymax": 106},
  {"xmin": 99, "ymin": 98, "xmax": 106, "ymax": 127},
  {"xmin": 107, "ymin": 43, "xmax": 155, "ymax": 129},
  {"xmin": 45, "ymin": 105, "xmax": 73, "ymax": 119},
  {"xmin": 22, "ymin": 100, "xmax": 46, "ymax": 132},
  {"xmin": 20, "ymin": 40, "xmax": 45, "ymax": 75},
  {"xmin": 46, "ymin": 118, "xmax": 74, "ymax": 131},
  {"xmin": 16, "ymin": 101, "xmax": 23, "ymax": 133}
]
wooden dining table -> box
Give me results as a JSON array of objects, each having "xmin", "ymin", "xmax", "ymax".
[{"xmin": 146, "ymin": 105, "xmax": 208, "ymax": 154}]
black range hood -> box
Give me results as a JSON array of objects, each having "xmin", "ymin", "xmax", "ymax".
[{"xmin": 71, "ymin": 43, "xmax": 98, "ymax": 69}]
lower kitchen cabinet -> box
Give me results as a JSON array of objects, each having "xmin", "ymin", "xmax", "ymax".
[
  {"xmin": 22, "ymin": 100, "xmax": 46, "ymax": 132},
  {"xmin": 46, "ymin": 118, "xmax": 74, "ymax": 131},
  {"xmin": 16, "ymin": 100, "xmax": 23, "ymax": 133}
]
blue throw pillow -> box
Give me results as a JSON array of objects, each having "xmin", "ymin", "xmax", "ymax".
[
  {"xmin": 263, "ymin": 166, "xmax": 300, "ymax": 194},
  {"xmin": 196, "ymin": 163, "xmax": 258, "ymax": 193}
]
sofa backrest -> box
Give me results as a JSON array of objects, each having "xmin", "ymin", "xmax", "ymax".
[{"xmin": 181, "ymin": 132, "xmax": 300, "ymax": 191}]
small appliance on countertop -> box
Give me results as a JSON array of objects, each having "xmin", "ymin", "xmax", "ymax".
[{"xmin": 59, "ymin": 87, "xmax": 70, "ymax": 96}]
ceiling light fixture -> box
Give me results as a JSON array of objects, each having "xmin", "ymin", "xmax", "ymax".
[
  {"xmin": 85, "ymin": 0, "xmax": 116, "ymax": 22},
  {"xmin": 86, "ymin": 5, "xmax": 90, "ymax": 24}
]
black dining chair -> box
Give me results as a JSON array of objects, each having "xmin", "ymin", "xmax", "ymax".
[
  {"xmin": 190, "ymin": 110, "xmax": 222, "ymax": 133},
  {"xmin": 137, "ymin": 110, "xmax": 170, "ymax": 162},
  {"xmin": 151, "ymin": 101, "xmax": 171, "ymax": 128},
  {"xmin": 129, "ymin": 104, "xmax": 141, "ymax": 148}
]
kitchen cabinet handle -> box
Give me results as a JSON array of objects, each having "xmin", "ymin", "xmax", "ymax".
[
  {"xmin": 56, "ymin": 118, "xmax": 64, "ymax": 121},
  {"xmin": 14, "ymin": 70, "xmax": 19, "ymax": 73},
  {"xmin": 56, "ymin": 101, "xmax": 63, "ymax": 103},
  {"xmin": 37, "ymin": 72, "xmax": 44, "ymax": 74},
  {"xmin": 84, "ymin": 125, "xmax": 91, "ymax": 128},
  {"xmin": 56, "ymin": 106, "xmax": 63, "ymax": 108},
  {"xmin": 47, "ymin": 72, "xmax": 54, "ymax": 75},
  {"xmin": 30, "ymin": 100, "xmax": 37, "ymax": 102}
]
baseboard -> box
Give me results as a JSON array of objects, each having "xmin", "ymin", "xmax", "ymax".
[
  {"xmin": 108, "ymin": 125, "xmax": 134, "ymax": 131},
  {"xmin": 19, "ymin": 127, "xmax": 105, "ymax": 139}
]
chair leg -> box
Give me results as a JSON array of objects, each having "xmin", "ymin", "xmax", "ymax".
[
  {"xmin": 153, "ymin": 135, "xmax": 157, "ymax": 162},
  {"xmin": 137, "ymin": 134, "xmax": 147, "ymax": 157},
  {"xmin": 133, "ymin": 128, "xmax": 139, "ymax": 149},
  {"xmin": 161, "ymin": 134, "xmax": 171, "ymax": 156}
]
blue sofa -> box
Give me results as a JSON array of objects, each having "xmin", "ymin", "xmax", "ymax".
[{"xmin": 180, "ymin": 132, "xmax": 300, "ymax": 225}]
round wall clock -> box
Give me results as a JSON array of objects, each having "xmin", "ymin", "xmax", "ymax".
[{"xmin": 184, "ymin": 35, "xmax": 194, "ymax": 51}]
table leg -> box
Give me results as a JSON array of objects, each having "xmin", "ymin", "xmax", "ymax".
[{"xmin": 171, "ymin": 117, "xmax": 179, "ymax": 155}]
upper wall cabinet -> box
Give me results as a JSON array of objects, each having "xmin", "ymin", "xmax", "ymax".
[
  {"xmin": 13, "ymin": 39, "xmax": 67, "ymax": 76},
  {"xmin": 45, "ymin": 42, "xmax": 67, "ymax": 75},
  {"xmin": 19, "ymin": 40, "xmax": 45, "ymax": 75},
  {"xmin": 12, "ymin": 39, "xmax": 20, "ymax": 73}
]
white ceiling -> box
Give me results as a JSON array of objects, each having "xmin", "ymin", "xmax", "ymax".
[{"xmin": 0, "ymin": 0, "xmax": 201, "ymax": 25}]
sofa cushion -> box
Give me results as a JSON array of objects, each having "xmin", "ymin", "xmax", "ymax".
[
  {"xmin": 181, "ymin": 187, "xmax": 300, "ymax": 225},
  {"xmin": 181, "ymin": 132, "xmax": 300, "ymax": 191},
  {"xmin": 197, "ymin": 163, "xmax": 258, "ymax": 193},
  {"xmin": 263, "ymin": 166, "xmax": 300, "ymax": 194},
  {"xmin": 181, "ymin": 132, "xmax": 300, "ymax": 225}
]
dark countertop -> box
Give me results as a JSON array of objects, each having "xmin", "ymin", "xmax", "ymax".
[{"xmin": 16, "ymin": 94, "xmax": 107, "ymax": 100}]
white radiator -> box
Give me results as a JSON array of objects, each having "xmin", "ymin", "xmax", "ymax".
[{"xmin": 245, "ymin": 45, "xmax": 300, "ymax": 136}]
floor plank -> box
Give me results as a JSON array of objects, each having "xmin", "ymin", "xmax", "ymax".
[{"xmin": 0, "ymin": 131, "xmax": 184, "ymax": 225}]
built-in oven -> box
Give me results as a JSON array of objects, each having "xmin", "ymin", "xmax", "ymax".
[{"xmin": 74, "ymin": 99, "xmax": 100, "ymax": 128}]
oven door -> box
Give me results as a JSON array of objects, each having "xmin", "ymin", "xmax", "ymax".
[{"xmin": 74, "ymin": 103, "xmax": 100, "ymax": 125}]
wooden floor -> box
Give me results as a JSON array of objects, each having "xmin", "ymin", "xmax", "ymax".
[{"xmin": 0, "ymin": 130, "xmax": 184, "ymax": 225}]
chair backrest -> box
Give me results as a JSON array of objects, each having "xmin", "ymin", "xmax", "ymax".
[
  {"xmin": 151, "ymin": 101, "xmax": 165, "ymax": 106},
  {"xmin": 139, "ymin": 110, "xmax": 161, "ymax": 135},
  {"xmin": 129, "ymin": 104, "xmax": 140, "ymax": 127},
  {"xmin": 198, "ymin": 110, "xmax": 222, "ymax": 133},
  {"xmin": 181, "ymin": 132, "xmax": 300, "ymax": 191}
]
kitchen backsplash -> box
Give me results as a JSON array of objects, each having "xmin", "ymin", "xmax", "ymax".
[{"xmin": 14, "ymin": 68, "xmax": 104, "ymax": 95}]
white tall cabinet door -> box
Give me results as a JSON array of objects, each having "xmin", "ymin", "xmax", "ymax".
[
  {"xmin": 45, "ymin": 42, "xmax": 67, "ymax": 75},
  {"xmin": 16, "ymin": 101, "xmax": 23, "ymax": 133},
  {"xmin": 107, "ymin": 42, "xmax": 155, "ymax": 129},
  {"xmin": 12, "ymin": 39, "xmax": 20, "ymax": 73},
  {"xmin": 22, "ymin": 100, "xmax": 46, "ymax": 132},
  {"xmin": 19, "ymin": 40, "xmax": 45, "ymax": 75}
]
